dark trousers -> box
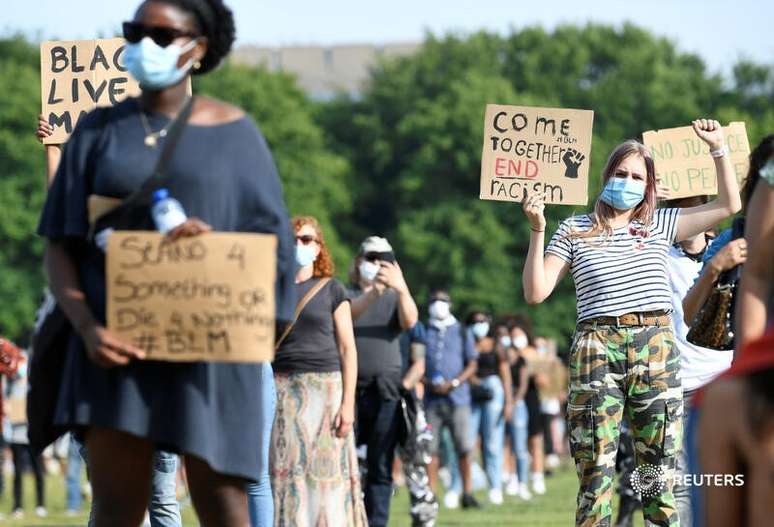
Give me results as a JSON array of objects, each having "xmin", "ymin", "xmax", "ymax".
[
  {"xmin": 11, "ymin": 443, "xmax": 45, "ymax": 510},
  {"xmin": 356, "ymin": 385, "xmax": 401, "ymax": 527}
]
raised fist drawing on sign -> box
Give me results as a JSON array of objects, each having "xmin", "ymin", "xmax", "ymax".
[{"xmin": 563, "ymin": 148, "xmax": 585, "ymax": 179}]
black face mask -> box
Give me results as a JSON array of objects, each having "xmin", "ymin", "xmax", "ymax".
[{"xmin": 675, "ymin": 233, "xmax": 714, "ymax": 262}]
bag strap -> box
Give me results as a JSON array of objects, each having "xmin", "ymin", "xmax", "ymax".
[
  {"xmin": 275, "ymin": 278, "xmax": 332, "ymax": 350},
  {"xmin": 91, "ymin": 97, "xmax": 194, "ymax": 234}
]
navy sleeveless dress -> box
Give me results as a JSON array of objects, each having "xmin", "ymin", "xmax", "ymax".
[{"xmin": 37, "ymin": 98, "xmax": 295, "ymax": 480}]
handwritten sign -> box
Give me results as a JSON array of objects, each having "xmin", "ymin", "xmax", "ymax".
[
  {"xmin": 40, "ymin": 38, "xmax": 142, "ymax": 144},
  {"xmin": 480, "ymin": 104, "xmax": 594, "ymax": 205},
  {"xmin": 106, "ymin": 232, "xmax": 277, "ymax": 363},
  {"xmin": 642, "ymin": 122, "xmax": 750, "ymax": 199}
]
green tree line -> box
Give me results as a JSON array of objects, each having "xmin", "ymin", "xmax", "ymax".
[{"xmin": 1, "ymin": 24, "xmax": 772, "ymax": 347}]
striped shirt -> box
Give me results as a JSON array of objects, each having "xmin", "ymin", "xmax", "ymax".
[{"xmin": 545, "ymin": 208, "xmax": 681, "ymax": 322}]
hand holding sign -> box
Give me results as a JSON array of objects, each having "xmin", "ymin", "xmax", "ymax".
[{"xmin": 522, "ymin": 192, "xmax": 547, "ymax": 231}]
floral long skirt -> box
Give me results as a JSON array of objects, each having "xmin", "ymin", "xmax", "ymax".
[{"xmin": 270, "ymin": 371, "xmax": 368, "ymax": 527}]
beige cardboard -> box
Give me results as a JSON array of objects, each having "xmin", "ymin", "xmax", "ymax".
[
  {"xmin": 642, "ymin": 122, "xmax": 750, "ymax": 199},
  {"xmin": 41, "ymin": 38, "xmax": 142, "ymax": 144},
  {"xmin": 480, "ymin": 104, "xmax": 594, "ymax": 205},
  {"xmin": 7, "ymin": 398, "xmax": 27, "ymax": 425},
  {"xmin": 106, "ymin": 232, "xmax": 277, "ymax": 363}
]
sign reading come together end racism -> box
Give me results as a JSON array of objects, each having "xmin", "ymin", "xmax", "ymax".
[
  {"xmin": 642, "ymin": 122, "xmax": 751, "ymax": 199},
  {"xmin": 480, "ymin": 104, "xmax": 595, "ymax": 206},
  {"xmin": 106, "ymin": 232, "xmax": 277, "ymax": 363}
]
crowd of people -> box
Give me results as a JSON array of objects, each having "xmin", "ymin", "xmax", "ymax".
[{"xmin": 0, "ymin": 0, "xmax": 771, "ymax": 526}]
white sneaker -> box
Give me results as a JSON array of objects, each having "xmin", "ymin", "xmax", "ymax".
[
  {"xmin": 35, "ymin": 507, "xmax": 48, "ymax": 517},
  {"xmin": 488, "ymin": 487, "xmax": 504, "ymax": 505},
  {"xmin": 505, "ymin": 475, "xmax": 520, "ymax": 496},
  {"xmin": 532, "ymin": 472, "xmax": 546, "ymax": 495},
  {"xmin": 12, "ymin": 509, "xmax": 24, "ymax": 519},
  {"xmin": 443, "ymin": 490, "xmax": 460, "ymax": 509},
  {"xmin": 519, "ymin": 482, "xmax": 533, "ymax": 500},
  {"xmin": 546, "ymin": 454, "xmax": 560, "ymax": 469}
]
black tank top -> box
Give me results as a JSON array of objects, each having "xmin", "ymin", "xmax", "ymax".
[{"xmin": 477, "ymin": 349, "xmax": 499, "ymax": 377}]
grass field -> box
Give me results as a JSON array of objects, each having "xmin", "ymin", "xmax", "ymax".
[{"xmin": 0, "ymin": 461, "xmax": 646, "ymax": 526}]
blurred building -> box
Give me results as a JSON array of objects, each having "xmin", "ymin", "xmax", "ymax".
[{"xmin": 231, "ymin": 43, "xmax": 420, "ymax": 99}]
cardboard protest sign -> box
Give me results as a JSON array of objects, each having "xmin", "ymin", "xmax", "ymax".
[
  {"xmin": 480, "ymin": 104, "xmax": 594, "ymax": 205},
  {"xmin": 106, "ymin": 232, "xmax": 277, "ymax": 363},
  {"xmin": 642, "ymin": 122, "xmax": 750, "ymax": 199},
  {"xmin": 7, "ymin": 398, "xmax": 27, "ymax": 425},
  {"xmin": 40, "ymin": 38, "xmax": 142, "ymax": 144}
]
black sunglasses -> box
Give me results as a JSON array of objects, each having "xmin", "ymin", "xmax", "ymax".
[
  {"xmin": 363, "ymin": 251, "xmax": 395, "ymax": 263},
  {"xmin": 295, "ymin": 235, "xmax": 317, "ymax": 245},
  {"xmin": 123, "ymin": 21, "xmax": 198, "ymax": 48}
]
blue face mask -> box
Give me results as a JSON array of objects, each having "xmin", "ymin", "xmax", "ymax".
[
  {"xmin": 600, "ymin": 178, "xmax": 646, "ymax": 210},
  {"xmin": 471, "ymin": 322, "xmax": 490, "ymax": 339},
  {"xmin": 123, "ymin": 37, "xmax": 197, "ymax": 90},
  {"xmin": 295, "ymin": 244, "xmax": 317, "ymax": 268}
]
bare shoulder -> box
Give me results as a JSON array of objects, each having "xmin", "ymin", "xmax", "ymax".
[{"xmin": 190, "ymin": 96, "xmax": 246, "ymax": 126}]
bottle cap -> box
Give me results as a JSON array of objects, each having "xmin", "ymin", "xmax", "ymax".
[{"xmin": 152, "ymin": 188, "xmax": 170, "ymax": 202}]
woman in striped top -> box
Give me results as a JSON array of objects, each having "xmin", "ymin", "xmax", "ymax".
[{"xmin": 521, "ymin": 119, "xmax": 741, "ymax": 527}]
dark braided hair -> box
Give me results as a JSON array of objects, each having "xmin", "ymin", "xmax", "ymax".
[{"xmin": 146, "ymin": 0, "xmax": 235, "ymax": 73}]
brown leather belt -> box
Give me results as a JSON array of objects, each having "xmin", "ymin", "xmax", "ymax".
[{"xmin": 580, "ymin": 310, "xmax": 671, "ymax": 328}]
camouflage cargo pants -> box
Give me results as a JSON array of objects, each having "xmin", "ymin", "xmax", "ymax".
[{"xmin": 567, "ymin": 323, "xmax": 682, "ymax": 527}]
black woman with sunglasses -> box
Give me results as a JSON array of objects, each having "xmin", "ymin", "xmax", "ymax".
[{"xmin": 36, "ymin": 1, "xmax": 295, "ymax": 525}]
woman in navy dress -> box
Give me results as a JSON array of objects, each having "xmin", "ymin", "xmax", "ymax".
[{"xmin": 37, "ymin": 1, "xmax": 294, "ymax": 525}]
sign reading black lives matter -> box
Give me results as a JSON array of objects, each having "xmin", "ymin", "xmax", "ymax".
[
  {"xmin": 40, "ymin": 38, "xmax": 141, "ymax": 144},
  {"xmin": 480, "ymin": 104, "xmax": 594, "ymax": 205},
  {"xmin": 106, "ymin": 232, "xmax": 277, "ymax": 363}
]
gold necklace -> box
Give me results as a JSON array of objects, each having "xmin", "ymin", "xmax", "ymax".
[{"xmin": 136, "ymin": 97, "xmax": 190, "ymax": 147}]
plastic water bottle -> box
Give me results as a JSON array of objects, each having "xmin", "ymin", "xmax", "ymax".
[{"xmin": 151, "ymin": 188, "xmax": 187, "ymax": 234}]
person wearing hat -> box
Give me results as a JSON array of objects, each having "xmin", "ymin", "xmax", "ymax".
[
  {"xmin": 349, "ymin": 236, "xmax": 419, "ymax": 527},
  {"xmin": 423, "ymin": 289, "xmax": 480, "ymax": 510}
]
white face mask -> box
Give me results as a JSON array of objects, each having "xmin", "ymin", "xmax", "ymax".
[
  {"xmin": 359, "ymin": 260, "xmax": 380, "ymax": 282},
  {"xmin": 498, "ymin": 335, "xmax": 512, "ymax": 348},
  {"xmin": 471, "ymin": 322, "xmax": 490, "ymax": 339},
  {"xmin": 428, "ymin": 300, "xmax": 451, "ymax": 320},
  {"xmin": 513, "ymin": 335, "xmax": 529, "ymax": 350}
]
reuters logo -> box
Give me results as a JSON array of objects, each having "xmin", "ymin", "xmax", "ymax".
[{"xmin": 630, "ymin": 464, "xmax": 667, "ymax": 498}]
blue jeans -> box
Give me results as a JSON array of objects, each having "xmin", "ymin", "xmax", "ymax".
[
  {"xmin": 470, "ymin": 375, "xmax": 505, "ymax": 490},
  {"xmin": 83, "ymin": 447, "xmax": 181, "ymax": 527},
  {"xmin": 66, "ymin": 435, "xmax": 84, "ymax": 511},
  {"xmin": 246, "ymin": 362, "xmax": 276, "ymax": 527},
  {"xmin": 355, "ymin": 383, "xmax": 401, "ymax": 527},
  {"xmin": 149, "ymin": 451, "xmax": 181, "ymax": 527},
  {"xmin": 508, "ymin": 400, "xmax": 530, "ymax": 484}
]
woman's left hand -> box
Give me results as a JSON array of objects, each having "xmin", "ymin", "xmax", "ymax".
[
  {"xmin": 165, "ymin": 218, "xmax": 212, "ymax": 242},
  {"xmin": 334, "ymin": 401, "xmax": 355, "ymax": 438},
  {"xmin": 692, "ymin": 118, "xmax": 724, "ymax": 151}
]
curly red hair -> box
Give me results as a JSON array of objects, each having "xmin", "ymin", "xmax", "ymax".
[{"xmin": 292, "ymin": 216, "xmax": 335, "ymax": 278}]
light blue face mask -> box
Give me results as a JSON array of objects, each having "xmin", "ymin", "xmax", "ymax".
[
  {"xmin": 123, "ymin": 37, "xmax": 197, "ymax": 90},
  {"xmin": 295, "ymin": 244, "xmax": 317, "ymax": 268},
  {"xmin": 599, "ymin": 177, "xmax": 646, "ymax": 210},
  {"xmin": 471, "ymin": 322, "xmax": 490, "ymax": 339}
]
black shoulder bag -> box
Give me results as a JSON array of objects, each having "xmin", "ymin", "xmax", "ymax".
[{"xmin": 28, "ymin": 98, "xmax": 194, "ymax": 453}]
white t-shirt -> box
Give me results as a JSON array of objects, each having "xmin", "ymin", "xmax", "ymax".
[
  {"xmin": 666, "ymin": 245, "xmax": 732, "ymax": 391},
  {"xmin": 546, "ymin": 208, "xmax": 680, "ymax": 322}
]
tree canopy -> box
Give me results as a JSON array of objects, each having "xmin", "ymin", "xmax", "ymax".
[{"xmin": 1, "ymin": 24, "xmax": 772, "ymax": 348}]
